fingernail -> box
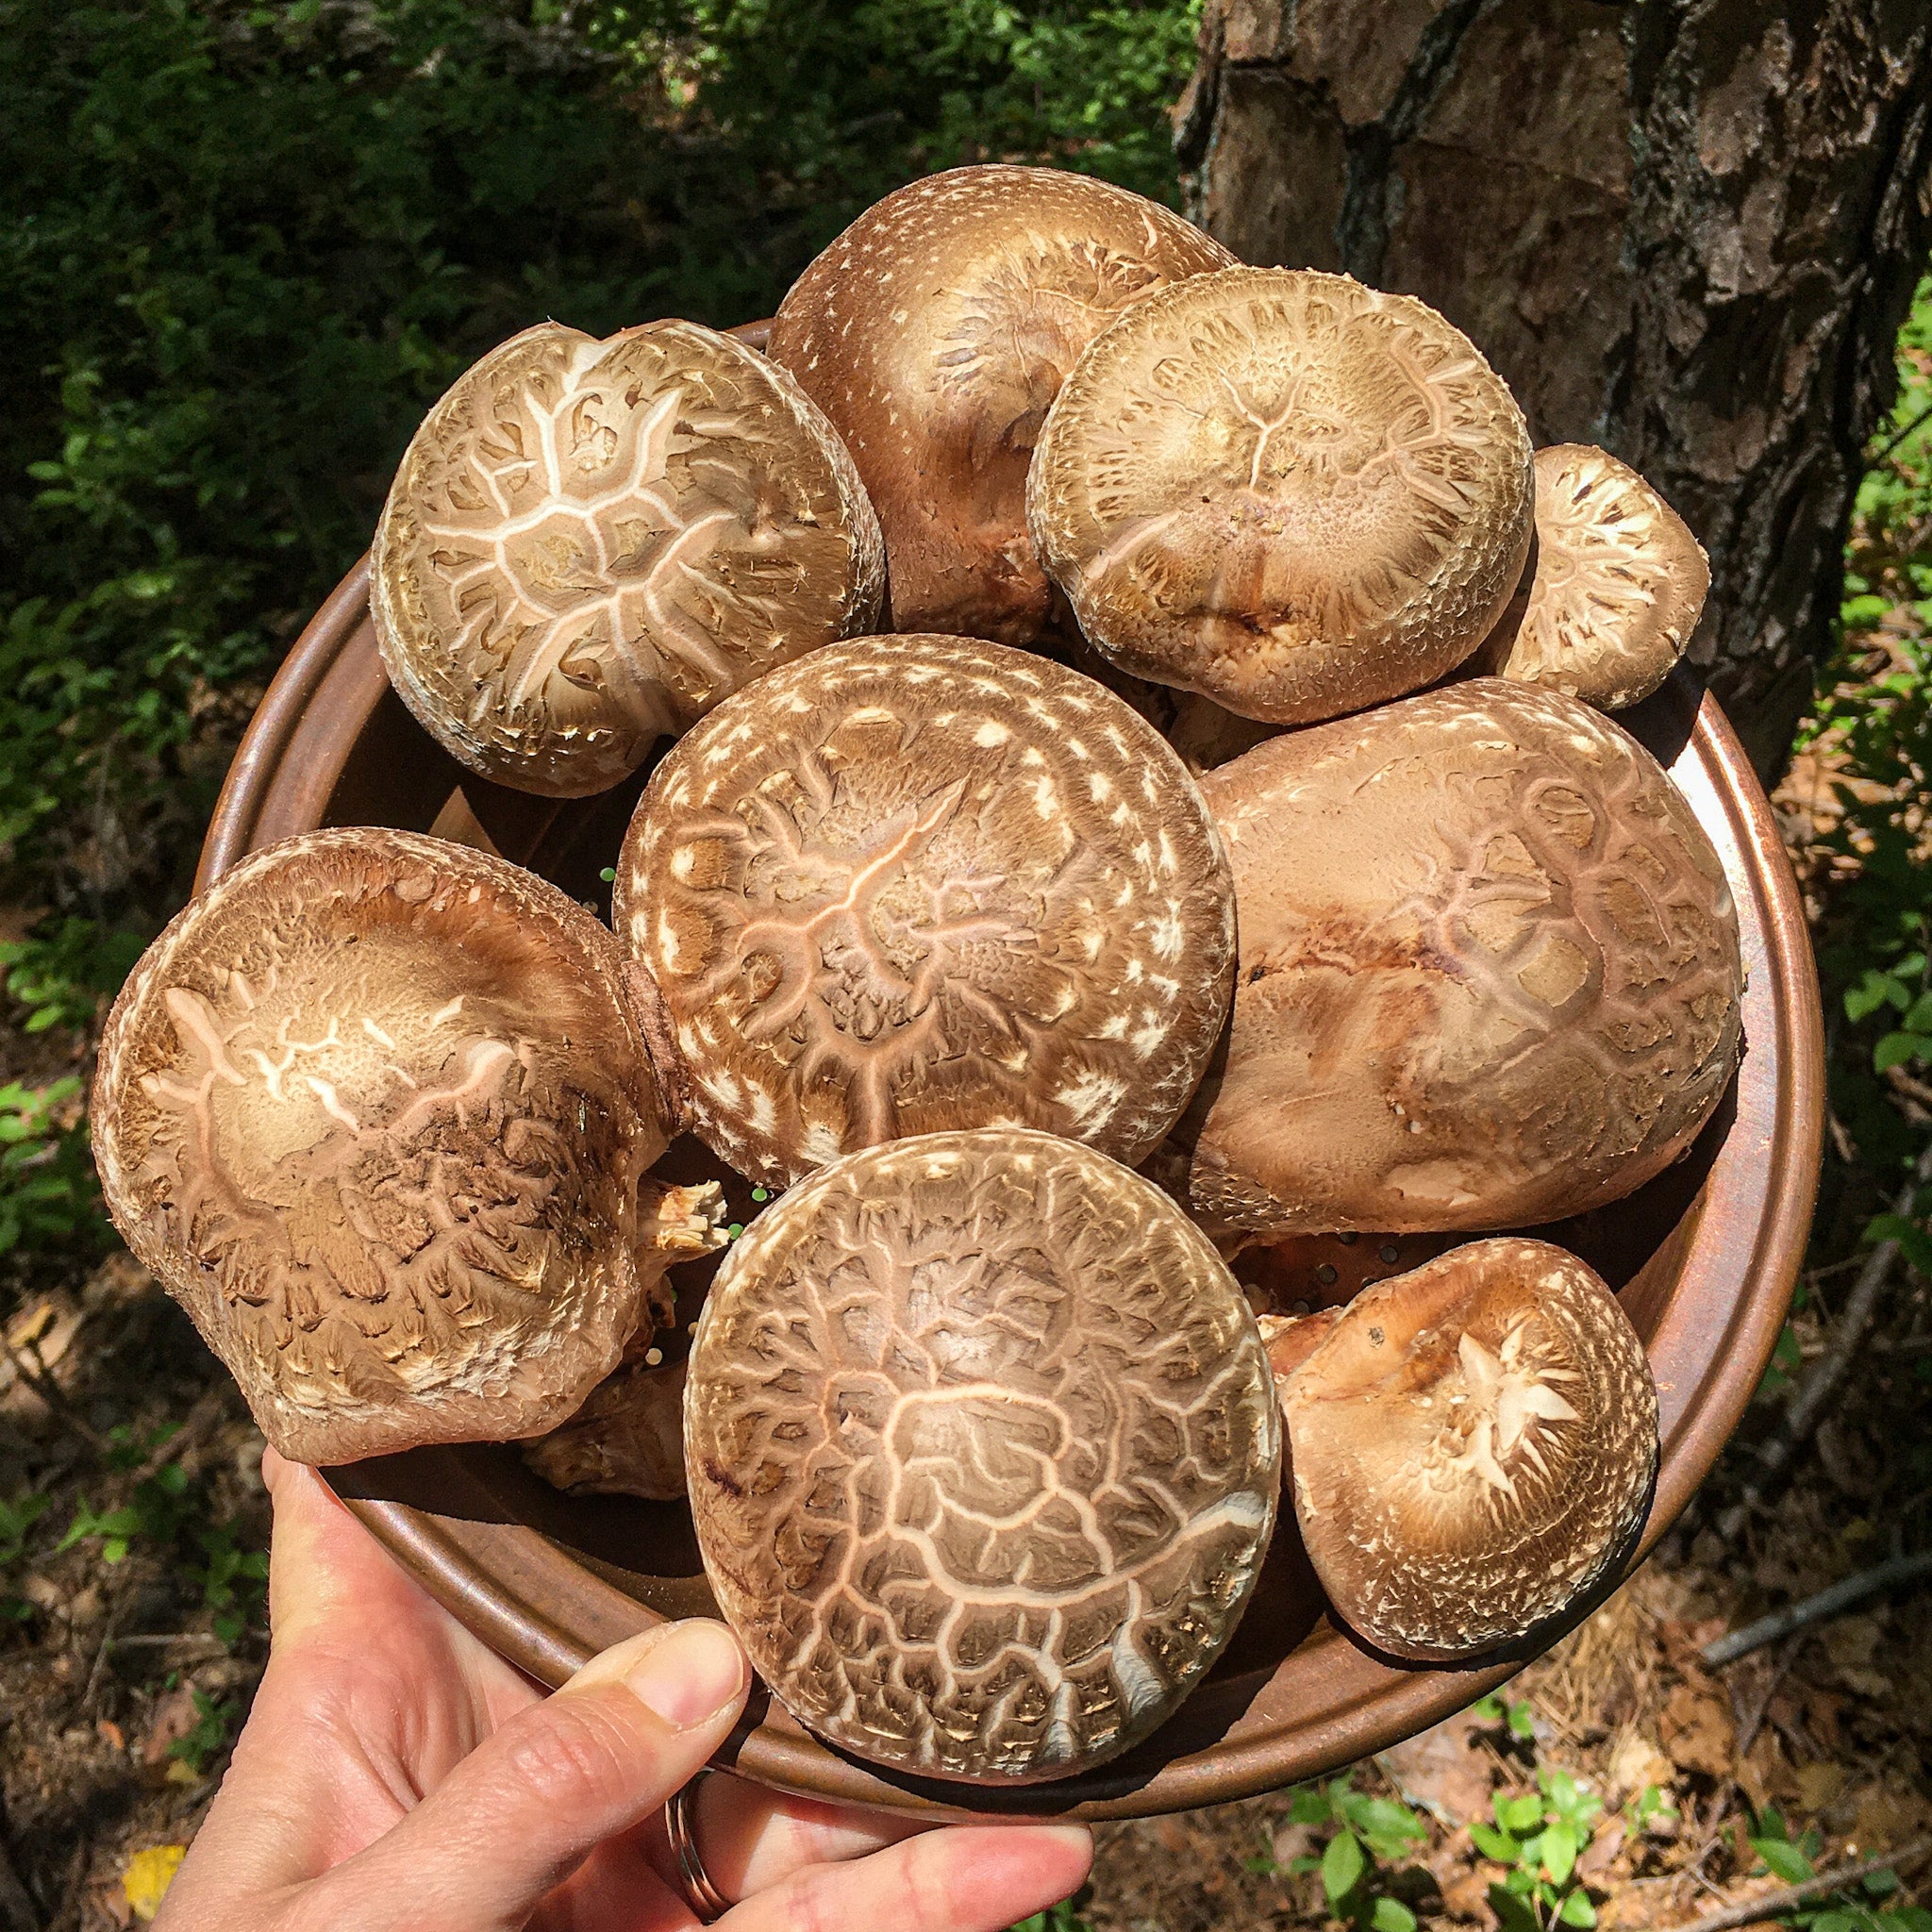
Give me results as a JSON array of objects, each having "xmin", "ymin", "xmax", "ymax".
[{"xmin": 623, "ymin": 1619, "xmax": 747, "ymax": 1730}]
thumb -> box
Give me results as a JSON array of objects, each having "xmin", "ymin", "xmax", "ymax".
[{"xmin": 313, "ymin": 1616, "xmax": 749, "ymax": 1932}]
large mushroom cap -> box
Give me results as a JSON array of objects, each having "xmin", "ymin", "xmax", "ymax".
[
  {"xmin": 1191, "ymin": 679, "xmax": 1743, "ymax": 1241},
  {"xmin": 373, "ymin": 320, "xmax": 883, "ymax": 798},
  {"xmin": 1279, "ymin": 1238, "xmax": 1657, "ymax": 1660},
  {"xmin": 618, "ymin": 633, "xmax": 1236, "ymax": 1186},
  {"xmin": 684, "ymin": 1128, "xmax": 1280, "ymax": 1783},
  {"xmin": 767, "ymin": 165, "xmax": 1232, "ymax": 644},
  {"xmin": 92, "ymin": 828, "xmax": 674, "ymax": 1465},
  {"xmin": 1027, "ymin": 267, "xmax": 1534, "ymax": 725},
  {"xmin": 1473, "ymin": 443, "xmax": 1711, "ymax": 710}
]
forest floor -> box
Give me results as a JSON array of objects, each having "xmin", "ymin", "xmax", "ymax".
[{"xmin": 0, "ymin": 758, "xmax": 1928, "ymax": 1932}]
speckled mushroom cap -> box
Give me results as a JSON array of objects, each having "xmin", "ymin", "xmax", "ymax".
[
  {"xmin": 1026, "ymin": 267, "xmax": 1534, "ymax": 724},
  {"xmin": 1279, "ymin": 1239, "xmax": 1657, "ymax": 1660},
  {"xmin": 684, "ymin": 1129, "xmax": 1281, "ymax": 1783},
  {"xmin": 1190, "ymin": 679, "xmax": 1743, "ymax": 1241},
  {"xmin": 1472, "ymin": 443, "xmax": 1711, "ymax": 710},
  {"xmin": 372, "ymin": 320, "xmax": 883, "ymax": 798},
  {"xmin": 91, "ymin": 828, "xmax": 684, "ymax": 1466},
  {"xmin": 617, "ymin": 634, "xmax": 1236, "ymax": 1186},
  {"xmin": 767, "ymin": 165, "xmax": 1232, "ymax": 644}
]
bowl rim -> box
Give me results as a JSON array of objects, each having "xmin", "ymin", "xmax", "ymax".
[{"xmin": 197, "ymin": 556, "xmax": 1824, "ymax": 1821}]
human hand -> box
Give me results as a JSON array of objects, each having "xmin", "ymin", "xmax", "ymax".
[{"xmin": 156, "ymin": 1449, "xmax": 1091, "ymax": 1931}]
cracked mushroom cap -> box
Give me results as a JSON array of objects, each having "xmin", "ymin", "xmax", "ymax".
[
  {"xmin": 1026, "ymin": 267, "xmax": 1534, "ymax": 725},
  {"xmin": 684, "ymin": 1128, "xmax": 1280, "ymax": 1782},
  {"xmin": 767, "ymin": 165, "xmax": 1232, "ymax": 644},
  {"xmin": 617, "ymin": 633, "xmax": 1237, "ymax": 1187},
  {"xmin": 1278, "ymin": 1238, "xmax": 1657, "ymax": 1660},
  {"xmin": 372, "ymin": 320, "xmax": 884, "ymax": 798},
  {"xmin": 1190, "ymin": 679, "xmax": 1743, "ymax": 1241},
  {"xmin": 92, "ymin": 828, "xmax": 677, "ymax": 1466},
  {"xmin": 1472, "ymin": 443, "xmax": 1711, "ymax": 710}
]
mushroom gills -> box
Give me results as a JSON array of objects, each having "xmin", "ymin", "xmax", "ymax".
[{"xmin": 1278, "ymin": 1237, "xmax": 1657, "ymax": 1661}]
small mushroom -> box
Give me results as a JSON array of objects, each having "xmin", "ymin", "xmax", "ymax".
[
  {"xmin": 1277, "ymin": 1238, "xmax": 1657, "ymax": 1660},
  {"xmin": 618, "ymin": 633, "xmax": 1236, "ymax": 1186},
  {"xmin": 1026, "ymin": 267, "xmax": 1534, "ymax": 724},
  {"xmin": 1190, "ymin": 679, "xmax": 1743, "ymax": 1241},
  {"xmin": 1471, "ymin": 444, "xmax": 1710, "ymax": 710},
  {"xmin": 92, "ymin": 828, "xmax": 687, "ymax": 1465},
  {"xmin": 373, "ymin": 320, "xmax": 883, "ymax": 798},
  {"xmin": 767, "ymin": 165, "xmax": 1232, "ymax": 643},
  {"xmin": 525, "ymin": 1356, "xmax": 689, "ymax": 1500},
  {"xmin": 684, "ymin": 1128, "xmax": 1280, "ymax": 1782}
]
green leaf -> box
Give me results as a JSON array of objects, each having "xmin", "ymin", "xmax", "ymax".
[
  {"xmin": 1752, "ymin": 1836, "xmax": 1815, "ymax": 1884},
  {"xmin": 1558, "ymin": 1890, "xmax": 1598, "ymax": 1927},
  {"xmin": 1847, "ymin": 970, "xmax": 1908, "ymax": 1020},
  {"xmin": 1541, "ymin": 1821, "xmax": 1578, "ymax": 1887},
  {"xmin": 1321, "ymin": 1827, "xmax": 1364, "ymax": 1906},
  {"xmin": 1369, "ymin": 1901, "xmax": 1417, "ymax": 1932},
  {"xmin": 1865, "ymin": 1868, "xmax": 1903, "ymax": 1897},
  {"xmin": 1508, "ymin": 1701, "xmax": 1537, "ymax": 1740},
  {"xmin": 1470, "ymin": 1824, "xmax": 1520, "ymax": 1862},
  {"xmin": 1488, "ymin": 1882, "xmax": 1543, "ymax": 1932},
  {"xmin": 1289, "ymin": 1790, "xmax": 1332, "ymax": 1826},
  {"xmin": 1499, "ymin": 1792, "xmax": 1544, "ymax": 1833},
  {"xmin": 1874, "ymin": 1030, "xmax": 1932, "ymax": 1071},
  {"xmin": 1472, "ymin": 1693, "xmax": 1505, "ymax": 1721}
]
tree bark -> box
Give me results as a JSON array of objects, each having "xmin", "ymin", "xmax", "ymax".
[{"xmin": 1176, "ymin": 0, "xmax": 1932, "ymax": 774}]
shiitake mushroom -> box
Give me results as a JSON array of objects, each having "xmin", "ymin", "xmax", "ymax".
[
  {"xmin": 1190, "ymin": 679, "xmax": 1742, "ymax": 1242},
  {"xmin": 618, "ymin": 633, "xmax": 1236, "ymax": 1186},
  {"xmin": 683, "ymin": 1128, "xmax": 1280, "ymax": 1782},
  {"xmin": 92, "ymin": 829, "xmax": 720, "ymax": 1465},
  {"xmin": 374, "ymin": 320, "xmax": 883, "ymax": 797}
]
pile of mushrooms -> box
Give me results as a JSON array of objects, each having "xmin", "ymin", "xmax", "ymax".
[{"xmin": 93, "ymin": 164, "xmax": 1742, "ymax": 1785}]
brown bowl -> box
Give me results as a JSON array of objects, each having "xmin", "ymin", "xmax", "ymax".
[{"xmin": 198, "ymin": 557, "xmax": 1823, "ymax": 1821}]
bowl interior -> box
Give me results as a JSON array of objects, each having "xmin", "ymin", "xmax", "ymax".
[{"xmin": 198, "ymin": 564, "xmax": 1823, "ymax": 1821}]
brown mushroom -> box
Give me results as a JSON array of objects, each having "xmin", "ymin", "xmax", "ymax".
[
  {"xmin": 1471, "ymin": 444, "xmax": 1710, "ymax": 709},
  {"xmin": 1026, "ymin": 267, "xmax": 1534, "ymax": 724},
  {"xmin": 684, "ymin": 1128, "xmax": 1280, "ymax": 1782},
  {"xmin": 617, "ymin": 633, "xmax": 1236, "ymax": 1186},
  {"xmin": 1190, "ymin": 679, "xmax": 1743, "ymax": 1241},
  {"xmin": 767, "ymin": 165, "xmax": 1232, "ymax": 643},
  {"xmin": 1277, "ymin": 1238, "xmax": 1657, "ymax": 1660},
  {"xmin": 525, "ymin": 1356, "xmax": 688, "ymax": 1500},
  {"xmin": 372, "ymin": 320, "xmax": 883, "ymax": 798},
  {"xmin": 91, "ymin": 827, "xmax": 709, "ymax": 1465}
]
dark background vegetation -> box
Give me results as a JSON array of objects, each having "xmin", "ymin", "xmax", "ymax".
[{"xmin": 1, "ymin": 3, "xmax": 1930, "ymax": 1927}]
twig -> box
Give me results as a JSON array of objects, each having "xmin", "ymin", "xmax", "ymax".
[
  {"xmin": 1667, "ymin": 1835, "xmax": 1932, "ymax": 1932},
  {"xmin": 0, "ymin": 1332, "xmax": 109, "ymax": 1454},
  {"xmin": 1702, "ymin": 1550, "xmax": 1932, "ymax": 1667},
  {"xmin": 1726, "ymin": 1139, "xmax": 1932, "ymax": 1529},
  {"xmin": 134, "ymin": 1388, "xmax": 227, "ymax": 1484},
  {"xmin": 1733, "ymin": 1631, "xmax": 1807, "ymax": 1757}
]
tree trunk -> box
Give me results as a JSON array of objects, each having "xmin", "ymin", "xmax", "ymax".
[{"xmin": 1175, "ymin": 0, "xmax": 1932, "ymax": 774}]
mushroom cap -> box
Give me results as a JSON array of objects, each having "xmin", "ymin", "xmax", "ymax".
[
  {"xmin": 684, "ymin": 1128, "xmax": 1280, "ymax": 1782},
  {"xmin": 1190, "ymin": 679, "xmax": 1742, "ymax": 1240},
  {"xmin": 1026, "ymin": 267, "xmax": 1534, "ymax": 724},
  {"xmin": 1278, "ymin": 1238, "xmax": 1657, "ymax": 1660},
  {"xmin": 767, "ymin": 165, "xmax": 1232, "ymax": 644},
  {"xmin": 617, "ymin": 633, "xmax": 1236, "ymax": 1186},
  {"xmin": 91, "ymin": 828, "xmax": 673, "ymax": 1465},
  {"xmin": 525, "ymin": 1356, "xmax": 689, "ymax": 1501},
  {"xmin": 372, "ymin": 320, "xmax": 883, "ymax": 798},
  {"xmin": 1472, "ymin": 443, "xmax": 1710, "ymax": 710}
]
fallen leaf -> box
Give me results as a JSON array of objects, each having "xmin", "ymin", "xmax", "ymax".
[
  {"xmin": 96, "ymin": 1720, "xmax": 125, "ymax": 1752},
  {"xmin": 163, "ymin": 1759, "xmax": 202, "ymax": 1787},
  {"xmin": 1607, "ymin": 1729, "xmax": 1674, "ymax": 1801},
  {"xmin": 1577, "ymin": 1816, "xmax": 1625, "ymax": 1878},
  {"xmin": 142, "ymin": 1688, "xmax": 202, "ymax": 1769},
  {"xmin": 121, "ymin": 1845, "xmax": 186, "ymax": 1922},
  {"xmin": 1377, "ymin": 1707, "xmax": 1492, "ymax": 1824},
  {"xmin": 1658, "ymin": 1683, "xmax": 1734, "ymax": 1778},
  {"xmin": 1795, "ymin": 1761, "xmax": 1849, "ymax": 1813}
]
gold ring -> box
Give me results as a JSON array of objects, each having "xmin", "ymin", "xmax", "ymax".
[{"xmin": 665, "ymin": 1771, "xmax": 734, "ymax": 1924}]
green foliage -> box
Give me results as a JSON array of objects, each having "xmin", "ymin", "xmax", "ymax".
[
  {"xmin": 1470, "ymin": 1768, "xmax": 1604, "ymax": 1930},
  {"xmin": 1624, "ymin": 1783, "xmax": 1677, "ymax": 1837},
  {"xmin": 1473, "ymin": 1690, "xmax": 1539, "ymax": 1742},
  {"xmin": 0, "ymin": 1077, "xmax": 106, "ymax": 1257},
  {"xmin": 0, "ymin": 918, "xmax": 149, "ymax": 1034},
  {"xmin": 1008, "ymin": 1906, "xmax": 1095, "ymax": 1932},
  {"xmin": 1806, "ymin": 272, "xmax": 1932, "ymax": 1184},
  {"xmin": 1248, "ymin": 1774, "xmax": 1428, "ymax": 1929},
  {"xmin": 1745, "ymin": 1808, "xmax": 1931, "ymax": 1931},
  {"xmin": 166, "ymin": 1688, "xmax": 243, "ymax": 1776}
]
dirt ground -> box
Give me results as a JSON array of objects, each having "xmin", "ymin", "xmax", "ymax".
[{"xmin": 2, "ymin": 769, "xmax": 1929, "ymax": 1932}]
